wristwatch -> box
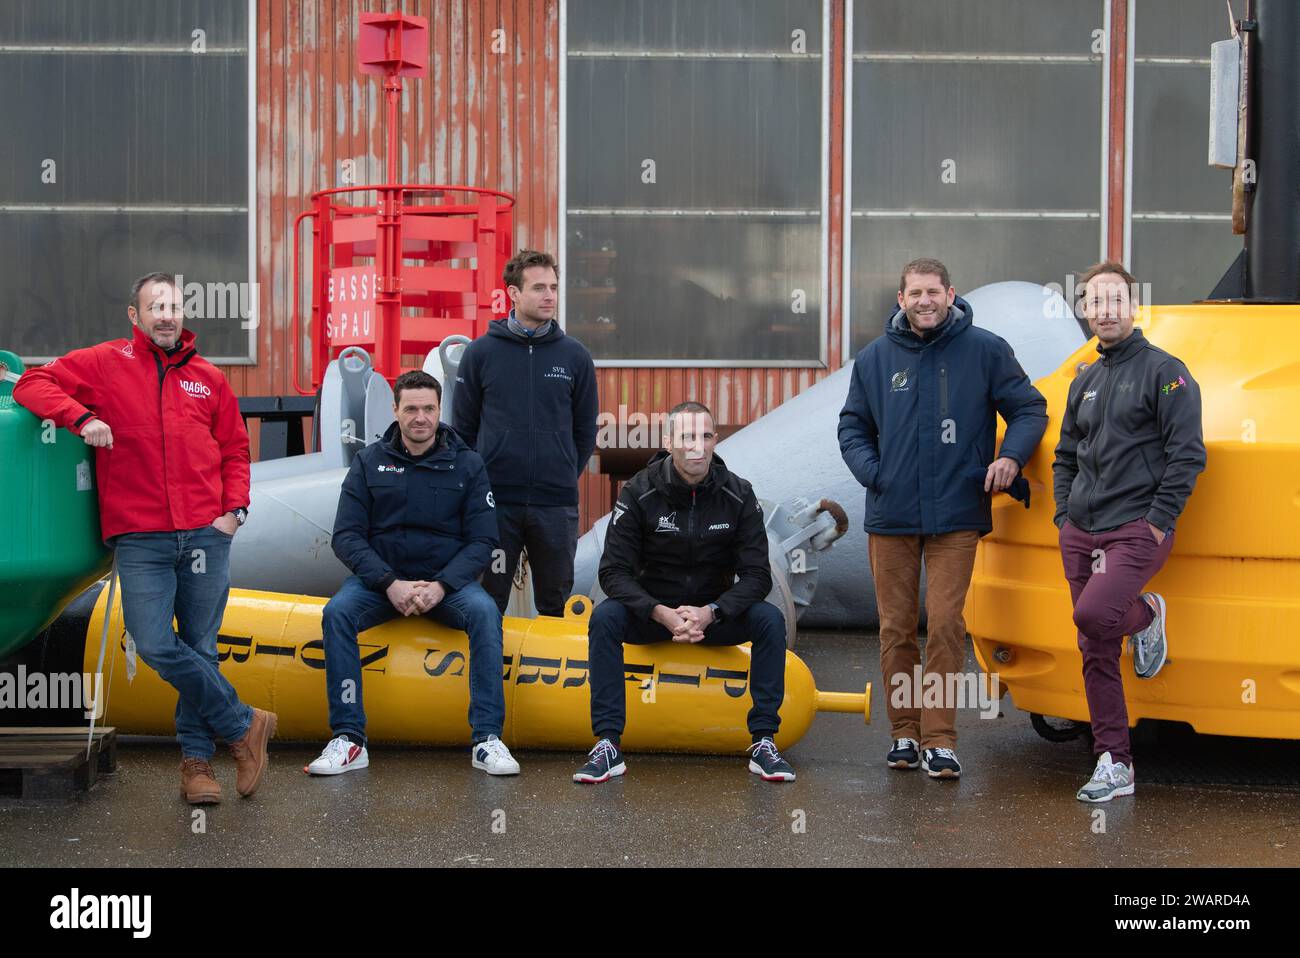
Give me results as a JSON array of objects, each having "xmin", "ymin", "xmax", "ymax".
[
  {"xmin": 708, "ymin": 602, "xmax": 723, "ymax": 624},
  {"xmin": 232, "ymin": 507, "xmax": 249, "ymax": 526}
]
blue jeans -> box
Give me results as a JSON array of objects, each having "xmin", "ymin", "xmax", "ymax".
[
  {"xmin": 321, "ymin": 576, "xmax": 506, "ymax": 742},
  {"xmin": 112, "ymin": 526, "xmax": 253, "ymax": 759},
  {"xmin": 587, "ymin": 599, "xmax": 787, "ymax": 740}
]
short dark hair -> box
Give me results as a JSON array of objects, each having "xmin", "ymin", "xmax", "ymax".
[
  {"xmin": 666, "ymin": 401, "xmax": 714, "ymax": 436},
  {"xmin": 130, "ymin": 271, "xmax": 177, "ymax": 311},
  {"xmin": 504, "ymin": 249, "xmax": 559, "ymax": 292},
  {"xmin": 393, "ymin": 370, "xmax": 442, "ymax": 404},
  {"xmin": 1076, "ymin": 261, "xmax": 1140, "ymax": 306},
  {"xmin": 899, "ymin": 258, "xmax": 951, "ymax": 293}
]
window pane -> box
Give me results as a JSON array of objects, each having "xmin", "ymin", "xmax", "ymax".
[
  {"xmin": 568, "ymin": 58, "xmax": 822, "ymax": 210},
  {"xmin": 854, "ymin": 0, "xmax": 1101, "ymax": 55},
  {"xmin": 0, "ymin": 54, "xmax": 247, "ymax": 204},
  {"xmin": 848, "ymin": 219, "xmax": 1096, "ymax": 346},
  {"xmin": 1135, "ymin": 0, "xmax": 1231, "ymax": 57},
  {"xmin": 0, "ymin": 0, "xmax": 251, "ymax": 361},
  {"xmin": 568, "ymin": 0, "xmax": 822, "ymax": 53},
  {"xmin": 1131, "ymin": 220, "xmax": 1241, "ymax": 305},
  {"xmin": 852, "ymin": 62, "xmax": 1102, "ymax": 210},
  {"xmin": 3, "ymin": 212, "xmax": 250, "ymax": 359},
  {"xmin": 566, "ymin": 216, "xmax": 820, "ymax": 362}
]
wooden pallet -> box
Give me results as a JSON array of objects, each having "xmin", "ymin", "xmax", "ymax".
[{"xmin": 0, "ymin": 727, "xmax": 118, "ymax": 799}]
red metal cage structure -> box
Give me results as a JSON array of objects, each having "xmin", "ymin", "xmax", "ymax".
[{"xmin": 290, "ymin": 12, "xmax": 515, "ymax": 393}]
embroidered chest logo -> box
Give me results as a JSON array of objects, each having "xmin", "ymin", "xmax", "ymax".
[
  {"xmin": 179, "ymin": 379, "xmax": 211, "ymax": 399},
  {"xmin": 707, "ymin": 522, "xmax": 730, "ymax": 531},
  {"xmin": 1117, "ymin": 381, "xmax": 1135, "ymax": 393},
  {"xmin": 119, "ymin": 343, "xmax": 135, "ymax": 358},
  {"xmin": 655, "ymin": 512, "xmax": 679, "ymax": 533},
  {"xmin": 545, "ymin": 365, "xmax": 572, "ymax": 382},
  {"xmin": 890, "ymin": 370, "xmax": 910, "ymax": 392},
  {"xmin": 1161, "ymin": 375, "xmax": 1187, "ymax": 395},
  {"xmin": 1082, "ymin": 389, "xmax": 1098, "ymax": 403},
  {"xmin": 376, "ymin": 464, "xmax": 405, "ymax": 474}
]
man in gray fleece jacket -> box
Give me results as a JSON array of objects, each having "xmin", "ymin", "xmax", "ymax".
[{"xmin": 1053, "ymin": 262, "xmax": 1206, "ymax": 804}]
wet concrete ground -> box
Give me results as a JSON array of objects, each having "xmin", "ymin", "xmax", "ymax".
[{"xmin": 3, "ymin": 631, "xmax": 1299, "ymax": 868}]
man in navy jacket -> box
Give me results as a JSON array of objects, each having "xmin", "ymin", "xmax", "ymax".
[
  {"xmin": 453, "ymin": 249, "xmax": 599, "ymax": 616},
  {"xmin": 839, "ymin": 258, "xmax": 1047, "ymax": 780},
  {"xmin": 310, "ymin": 371, "xmax": 520, "ymax": 777}
]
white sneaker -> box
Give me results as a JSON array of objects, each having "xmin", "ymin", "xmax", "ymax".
[
  {"xmin": 471, "ymin": 735, "xmax": 520, "ymax": 776},
  {"xmin": 305, "ymin": 735, "xmax": 369, "ymax": 776},
  {"xmin": 1076, "ymin": 751, "xmax": 1135, "ymax": 802}
]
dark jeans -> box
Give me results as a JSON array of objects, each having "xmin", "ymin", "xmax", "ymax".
[
  {"xmin": 112, "ymin": 526, "xmax": 253, "ymax": 759},
  {"xmin": 1059, "ymin": 517, "xmax": 1175, "ymax": 766},
  {"xmin": 587, "ymin": 599, "xmax": 787, "ymax": 740},
  {"xmin": 483, "ymin": 502, "xmax": 579, "ymax": 616},
  {"xmin": 321, "ymin": 576, "xmax": 506, "ymax": 742}
]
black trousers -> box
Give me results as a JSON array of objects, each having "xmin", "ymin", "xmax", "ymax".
[
  {"xmin": 587, "ymin": 598, "xmax": 787, "ymax": 740},
  {"xmin": 483, "ymin": 502, "xmax": 580, "ymax": 616}
]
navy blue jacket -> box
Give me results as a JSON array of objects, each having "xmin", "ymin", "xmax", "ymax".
[
  {"xmin": 331, "ymin": 422, "xmax": 499, "ymax": 593},
  {"xmin": 452, "ymin": 316, "xmax": 599, "ymax": 507},
  {"xmin": 837, "ymin": 296, "xmax": 1049, "ymax": 536}
]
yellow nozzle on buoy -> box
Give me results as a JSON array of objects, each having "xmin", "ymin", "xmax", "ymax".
[{"xmin": 85, "ymin": 590, "xmax": 869, "ymax": 754}]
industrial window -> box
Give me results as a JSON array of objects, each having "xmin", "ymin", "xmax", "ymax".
[
  {"xmin": 845, "ymin": 0, "xmax": 1108, "ymax": 352},
  {"xmin": 562, "ymin": 0, "xmax": 828, "ymax": 366},
  {"xmin": 1128, "ymin": 0, "xmax": 1243, "ymax": 304},
  {"xmin": 0, "ymin": 0, "xmax": 255, "ymax": 364}
]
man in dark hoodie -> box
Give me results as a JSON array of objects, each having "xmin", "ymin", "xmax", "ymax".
[
  {"xmin": 453, "ymin": 249, "xmax": 599, "ymax": 616},
  {"xmin": 1054, "ymin": 262, "xmax": 1205, "ymax": 804},
  {"xmin": 312, "ymin": 371, "xmax": 519, "ymax": 777},
  {"xmin": 573, "ymin": 402, "xmax": 794, "ymax": 785},
  {"xmin": 839, "ymin": 258, "xmax": 1048, "ymax": 780}
]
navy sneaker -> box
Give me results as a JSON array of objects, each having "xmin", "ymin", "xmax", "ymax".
[
  {"xmin": 922, "ymin": 747, "xmax": 962, "ymax": 779},
  {"xmin": 573, "ymin": 738, "xmax": 625, "ymax": 784},
  {"xmin": 886, "ymin": 737, "xmax": 920, "ymax": 769},
  {"xmin": 747, "ymin": 737, "xmax": 795, "ymax": 782}
]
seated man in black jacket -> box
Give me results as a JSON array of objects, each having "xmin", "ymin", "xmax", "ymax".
[
  {"xmin": 574, "ymin": 401, "xmax": 793, "ymax": 784},
  {"xmin": 309, "ymin": 371, "xmax": 519, "ymax": 777}
]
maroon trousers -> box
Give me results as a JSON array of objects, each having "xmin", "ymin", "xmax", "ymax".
[{"xmin": 1058, "ymin": 518, "xmax": 1175, "ymax": 766}]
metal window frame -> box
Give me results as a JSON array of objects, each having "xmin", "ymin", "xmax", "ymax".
[
  {"xmin": 842, "ymin": 0, "xmax": 1113, "ymax": 357},
  {"xmin": 15, "ymin": 0, "xmax": 257, "ymax": 367},
  {"xmin": 559, "ymin": 0, "xmax": 832, "ymax": 369}
]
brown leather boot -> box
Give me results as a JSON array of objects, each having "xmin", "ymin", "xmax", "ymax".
[
  {"xmin": 180, "ymin": 758, "xmax": 222, "ymax": 804},
  {"xmin": 229, "ymin": 708, "xmax": 277, "ymax": 797}
]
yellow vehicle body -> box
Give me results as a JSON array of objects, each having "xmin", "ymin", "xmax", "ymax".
[
  {"xmin": 967, "ymin": 304, "xmax": 1300, "ymax": 739},
  {"xmin": 83, "ymin": 591, "xmax": 870, "ymax": 753}
]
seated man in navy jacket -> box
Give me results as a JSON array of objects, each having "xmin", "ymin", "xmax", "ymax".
[{"xmin": 309, "ymin": 370, "xmax": 519, "ymax": 776}]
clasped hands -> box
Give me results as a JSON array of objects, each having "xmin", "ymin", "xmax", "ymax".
[
  {"xmin": 652, "ymin": 603, "xmax": 716, "ymax": 643},
  {"xmin": 385, "ymin": 579, "xmax": 446, "ymax": 616}
]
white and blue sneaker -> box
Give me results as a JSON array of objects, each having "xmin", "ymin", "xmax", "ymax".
[
  {"xmin": 471, "ymin": 735, "xmax": 521, "ymax": 776},
  {"xmin": 1132, "ymin": 592, "xmax": 1168, "ymax": 679},
  {"xmin": 305, "ymin": 735, "xmax": 369, "ymax": 776},
  {"xmin": 922, "ymin": 747, "xmax": 962, "ymax": 779},
  {"xmin": 573, "ymin": 738, "xmax": 625, "ymax": 784},
  {"xmin": 747, "ymin": 737, "xmax": 796, "ymax": 781},
  {"xmin": 1076, "ymin": 751, "xmax": 1135, "ymax": 802},
  {"xmin": 887, "ymin": 737, "xmax": 921, "ymax": 769}
]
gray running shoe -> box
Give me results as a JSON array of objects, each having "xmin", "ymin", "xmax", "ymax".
[
  {"xmin": 1132, "ymin": 592, "xmax": 1168, "ymax": 679},
  {"xmin": 1076, "ymin": 751, "xmax": 1135, "ymax": 802}
]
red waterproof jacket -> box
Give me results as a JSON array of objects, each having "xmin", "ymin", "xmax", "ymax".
[{"xmin": 14, "ymin": 325, "xmax": 250, "ymax": 541}]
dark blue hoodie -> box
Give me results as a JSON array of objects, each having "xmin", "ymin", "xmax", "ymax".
[
  {"xmin": 837, "ymin": 296, "xmax": 1048, "ymax": 536},
  {"xmin": 452, "ymin": 316, "xmax": 598, "ymax": 507},
  {"xmin": 331, "ymin": 421, "xmax": 498, "ymax": 592}
]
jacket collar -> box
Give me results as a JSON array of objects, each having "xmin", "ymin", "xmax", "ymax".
[
  {"xmin": 1097, "ymin": 327, "xmax": 1147, "ymax": 366},
  {"xmin": 132, "ymin": 324, "xmax": 198, "ymax": 364},
  {"xmin": 380, "ymin": 421, "xmax": 462, "ymax": 464},
  {"xmin": 885, "ymin": 296, "xmax": 974, "ymax": 351},
  {"xmin": 487, "ymin": 313, "xmax": 564, "ymax": 345},
  {"xmin": 647, "ymin": 449, "xmax": 728, "ymax": 502}
]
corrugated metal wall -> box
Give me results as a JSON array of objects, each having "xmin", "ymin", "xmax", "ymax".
[{"xmin": 231, "ymin": 1, "xmax": 1134, "ymax": 532}]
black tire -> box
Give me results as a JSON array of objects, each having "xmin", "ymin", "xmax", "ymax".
[{"xmin": 1030, "ymin": 712, "xmax": 1092, "ymax": 743}]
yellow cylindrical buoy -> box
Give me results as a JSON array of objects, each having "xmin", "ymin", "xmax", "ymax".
[{"xmin": 83, "ymin": 590, "xmax": 870, "ymax": 754}]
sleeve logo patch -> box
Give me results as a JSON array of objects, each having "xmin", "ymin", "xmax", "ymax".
[
  {"xmin": 1161, "ymin": 375, "xmax": 1187, "ymax": 395},
  {"xmin": 486, "ymin": 491, "xmax": 495, "ymax": 508},
  {"xmin": 612, "ymin": 503, "xmax": 626, "ymax": 526}
]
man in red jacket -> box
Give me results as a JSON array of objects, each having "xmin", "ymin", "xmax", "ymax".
[{"xmin": 15, "ymin": 272, "xmax": 276, "ymax": 805}]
